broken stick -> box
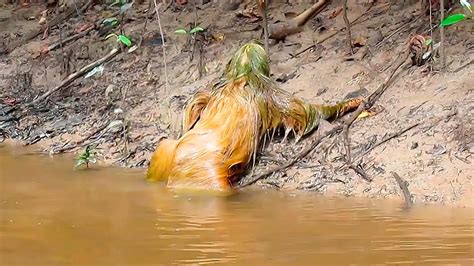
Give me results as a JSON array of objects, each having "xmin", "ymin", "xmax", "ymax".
[
  {"xmin": 392, "ymin": 172, "xmax": 413, "ymax": 207},
  {"xmin": 269, "ymin": 0, "xmax": 329, "ymax": 40},
  {"xmin": 26, "ymin": 47, "xmax": 120, "ymax": 107}
]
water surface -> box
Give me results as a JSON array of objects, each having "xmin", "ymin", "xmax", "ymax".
[{"xmin": 1, "ymin": 144, "xmax": 473, "ymax": 265}]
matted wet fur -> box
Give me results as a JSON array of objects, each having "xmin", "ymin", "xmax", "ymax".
[{"xmin": 147, "ymin": 41, "xmax": 361, "ymax": 193}]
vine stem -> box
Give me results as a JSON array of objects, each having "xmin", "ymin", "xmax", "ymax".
[
  {"xmin": 152, "ymin": 0, "xmax": 169, "ymax": 94},
  {"xmin": 440, "ymin": 0, "xmax": 445, "ymax": 70},
  {"xmin": 342, "ymin": 0, "xmax": 353, "ymax": 54}
]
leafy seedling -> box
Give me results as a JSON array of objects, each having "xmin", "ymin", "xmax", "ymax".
[
  {"xmin": 75, "ymin": 146, "xmax": 97, "ymax": 169},
  {"xmin": 106, "ymin": 33, "xmax": 133, "ymax": 47},
  {"xmin": 174, "ymin": 26, "xmax": 205, "ymax": 36},
  {"xmin": 440, "ymin": 0, "xmax": 472, "ymax": 27},
  {"xmin": 102, "ymin": 17, "xmax": 119, "ymax": 27}
]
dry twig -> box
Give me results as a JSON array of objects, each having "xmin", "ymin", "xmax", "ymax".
[
  {"xmin": 152, "ymin": 0, "xmax": 169, "ymax": 94},
  {"xmin": 26, "ymin": 47, "xmax": 120, "ymax": 107},
  {"xmin": 342, "ymin": 0, "xmax": 353, "ymax": 54},
  {"xmin": 356, "ymin": 122, "xmax": 420, "ymax": 160},
  {"xmin": 289, "ymin": 2, "xmax": 374, "ymax": 59},
  {"xmin": 440, "ymin": 0, "xmax": 446, "ymax": 70}
]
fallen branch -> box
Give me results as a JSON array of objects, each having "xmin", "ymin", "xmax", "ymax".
[
  {"xmin": 269, "ymin": 0, "xmax": 329, "ymax": 40},
  {"xmin": 342, "ymin": 0, "xmax": 353, "ymax": 54},
  {"xmin": 340, "ymin": 50, "xmax": 409, "ymax": 179},
  {"xmin": 45, "ymin": 25, "xmax": 95, "ymax": 53},
  {"xmin": 356, "ymin": 122, "xmax": 420, "ymax": 160},
  {"xmin": 392, "ymin": 172, "xmax": 413, "ymax": 207},
  {"xmin": 238, "ymin": 123, "xmax": 342, "ymax": 188},
  {"xmin": 289, "ymin": 2, "xmax": 374, "ymax": 59},
  {"xmin": 347, "ymin": 162, "xmax": 371, "ymax": 182},
  {"xmin": 26, "ymin": 47, "xmax": 121, "ymax": 107}
]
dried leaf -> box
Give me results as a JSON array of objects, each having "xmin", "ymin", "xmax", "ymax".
[
  {"xmin": 328, "ymin": 6, "xmax": 343, "ymax": 19},
  {"xmin": 120, "ymin": 2, "xmax": 133, "ymax": 14},
  {"xmin": 352, "ymin": 36, "xmax": 367, "ymax": 47},
  {"xmin": 84, "ymin": 65, "xmax": 104, "ymax": 79}
]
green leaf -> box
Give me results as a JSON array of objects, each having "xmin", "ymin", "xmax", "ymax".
[
  {"xmin": 118, "ymin": 34, "xmax": 132, "ymax": 47},
  {"xmin": 189, "ymin": 26, "xmax": 204, "ymax": 34},
  {"xmin": 424, "ymin": 39, "xmax": 433, "ymax": 46},
  {"xmin": 75, "ymin": 158, "xmax": 86, "ymax": 168},
  {"xmin": 174, "ymin": 29, "xmax": 188, "ymax": 35},
  {"xmin": 102, "ymin": 17, "xmax": 118, "ymax": 25},
  {"xmin": 440, "ymin": 14, "xmax": 467, "ymax": 27}
]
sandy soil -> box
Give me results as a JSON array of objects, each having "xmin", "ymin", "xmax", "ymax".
[{"xmin": 0, "ymin": 0, "xmax": 473, "ymax": 207}]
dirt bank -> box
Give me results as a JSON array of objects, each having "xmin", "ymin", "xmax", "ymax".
[{"xmin": 1, "ymin": 0, "xmax": 473, "ymax": 207}]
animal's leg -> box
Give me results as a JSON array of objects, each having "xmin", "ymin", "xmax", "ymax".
[
  {"xmin": 146, "ymin": 139, "xmax": 178, "ymax": 182},
  {"xmin": 182, "ymin": 90, "xmax": 211, "ymax": 132}
]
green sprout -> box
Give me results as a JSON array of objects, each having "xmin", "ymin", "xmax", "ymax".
[
  {"xmin": 174, "ymin": 26, "xmax": 204, "ymax": 36},
  {"xmin": 75, "ymin": 146, "xmax": 97, "ymax": 169},
  {"xmin": 106, "ymin": 33, "xmax": 133, "ymax": 47},
  {"xmin": 102, "ymin": 17, "xmax": 119, "ymax": 27}
]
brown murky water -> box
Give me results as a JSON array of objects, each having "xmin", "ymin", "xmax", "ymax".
[{"xmin": 1, "ymin": 144, "xmax": 473, "ymax": 265}]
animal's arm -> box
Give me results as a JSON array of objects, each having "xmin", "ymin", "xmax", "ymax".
[
  {"xmin": 182, "ymin": 90, "xmax": 211, "ymax": 132},
  {"xmin": 281, "ymin": 97, "xmax": 362, "ymax": 138}
]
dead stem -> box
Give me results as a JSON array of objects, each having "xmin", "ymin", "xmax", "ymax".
[
  {"xmin": 152, "ymin": 0, "xmax": 169, "ymax": 95},
  {"xmin": 392, "ymin": 172, "xmax": 413, "ymax": 207},
  {"xmin": 342, "ymin": 0, "xmax": 353, "ymax": 54},
  {"xmin": 440, "ymin": 0, "xmax": 446, "ymax": 70}
]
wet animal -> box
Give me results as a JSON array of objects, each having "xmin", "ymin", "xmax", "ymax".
[{"xmin": 147, "ymin": 41, "xmax": 361, "ymax": 193}]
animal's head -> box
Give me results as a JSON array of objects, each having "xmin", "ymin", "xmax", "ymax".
[{"xmin": 224, "ymin": 40, "xmax": 270, "ymax": 86}]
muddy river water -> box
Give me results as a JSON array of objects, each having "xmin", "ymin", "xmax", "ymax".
[{"xmin": 0, "ymin": 144, "xmax": 473, "ymax": 265}]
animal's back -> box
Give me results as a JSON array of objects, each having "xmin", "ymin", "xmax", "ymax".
[{"xmin": 166, "ymin": 82, "xmax": 261, "ymax": 192}]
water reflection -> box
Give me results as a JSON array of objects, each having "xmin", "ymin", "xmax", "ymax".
[{"xmin": 1, "ymin": 144, "xmax": 473, "ymax": 265}]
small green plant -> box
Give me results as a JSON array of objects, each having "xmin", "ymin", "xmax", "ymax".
[
  {"xmin": 174, "ymin": 26, "xmax": 205, "ymax": 36},
  {"xmin": 106, "ymin": 33, "xmax": 133, "ymax": 47},
  {"xmin": 440, "ymin": 0, "xmax": 472, "ymax": 27},
  {"xmin": 102, "ymin": 17, "xmax": 119, "ymax": 27},
  {"xmin": 75, "ymin": 146, "xmax": 97, "ymax": 169}
]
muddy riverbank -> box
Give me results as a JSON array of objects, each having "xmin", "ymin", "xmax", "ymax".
[{"xmin": 0, "ymin": 0, "xmax": 473, "ymax": 206}]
